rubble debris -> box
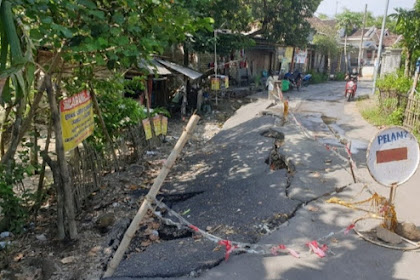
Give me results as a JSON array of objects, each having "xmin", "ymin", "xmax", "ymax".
[
  {"xmin": 396, "ymin": 222, "xmax": 420, "ymax": 241},
  {"xmin": 376, "ymin": 226, "xmax": 402, "ymax": 244}
]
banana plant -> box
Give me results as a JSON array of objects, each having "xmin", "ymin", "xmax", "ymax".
[{"xmin": 0, "ymin": 0, "xmax": 36, "ymax": 165}]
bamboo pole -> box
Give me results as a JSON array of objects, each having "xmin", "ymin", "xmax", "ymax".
[
  {"xmin": 409, "ymin": 71, "xmax": 419, "ymax": 98},
  {"xmin": 103, "ymin": 114, "xmax": 200, "ymax": 278},
  {"xmin": 89, "ymin": 86, "xmax": 120, "ymax": 171}
]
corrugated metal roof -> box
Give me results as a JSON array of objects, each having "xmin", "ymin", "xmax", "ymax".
[
  {"xmin": 156, "ymin": 59, "xmax": 202, "ymax": 80},
  {"xmin": 138, "ymin": 59, "xmax": 172, "ymax": 75}
]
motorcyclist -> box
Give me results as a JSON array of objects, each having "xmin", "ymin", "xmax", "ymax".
[
  {"xmin": 345, "ymin": 68, "xmax": 358, "ymax": 82},
  {"xmin": 344, "ymin": 68, "xmax": 358, "ymax": 98}
]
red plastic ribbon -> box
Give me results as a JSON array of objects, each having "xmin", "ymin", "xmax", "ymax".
[
  {"xmin": 345, "ymin": 144, "xmax": 352, "ymax": 157},
  {"xmin": 271, "ymin": 244, "xmax": 300, "ymax": 258},
  {"xmin": 306, "ymin": 240, "xmax": 327, "ymax": 258},
  {"xmin": 189, "ymin": 225, "xmax": 199, "ymax": 232},
  {"xmin": 344, "ymin": 224, "xmax": 355, "ymax": 234},
  {"xmin": 219, "ymin": 240, "xmax": 237, "ymax": 261}
]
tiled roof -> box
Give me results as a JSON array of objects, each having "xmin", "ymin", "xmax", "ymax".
[
  {"xmin": 345, "ymin": 26, "xmax": 402, "ymax": 47},
  {"xmin": 307, "ymin": 17, "xmax": 337, "ymax": 32}
]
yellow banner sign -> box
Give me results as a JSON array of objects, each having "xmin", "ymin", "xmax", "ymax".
[
  {"xmin": 142, "ymin": 119, "xmax": 153, "ymax": 140},
  {"xmin": 211, "ymin": 78, "xmax": 220, "ymax": 90},
  {"xmin": 60, "ymin": 90, "xmax": 94, "ymax": 152},
  {"xmin": 162, "ymin": 116, "xmax": 168, "ymax": 136},
  {"xmin": 153, "ymin": 115, "xmax": 162, "ymax": 136}
]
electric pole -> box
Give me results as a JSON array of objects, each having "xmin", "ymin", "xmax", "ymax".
[{"xmin": 371, "ymin": 0, "xmax": 390, "ymax": 95}]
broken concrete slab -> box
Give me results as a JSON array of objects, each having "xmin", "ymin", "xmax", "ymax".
[{"xmin": 376, "ymin": 226, "xmax": 403, "ymax": 244}]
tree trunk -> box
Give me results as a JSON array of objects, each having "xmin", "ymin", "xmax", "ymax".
[
  {"xmin": 1, "ymin": 79, "xmax": 46, "ymax": 165},
  {"xmin": 34, "ymin": 120, "xmax": 52, "ymax": 215},
  {"xmin": 0, "ymin": 106, "xmax": 12, "ymax": 156},
  {"xmin": 338, "ymin": 49, "xmax": 343, "ymax": 73},
  {"xmin": 404, "ymin": 49, "xmax": 411, "ymax": 77},
  {"xmin": 1, "ymin": 97, "xmax": 26, "ymax": 167},
  {"xmin": 42, "ymin": 153, "xmax": 65, "ymax": 240},
  {"xmin": 344, "ymin": 35, "xmax": 348, "ymax": 73},
  {"xmin": 45, "ymin": 75, "xmax": 77, "ymax": 240},
  {"xmin": 327, "ymin": 51, "xmax": 332, "ymax": 77}
]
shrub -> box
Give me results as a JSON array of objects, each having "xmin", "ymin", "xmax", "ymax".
[
  {"xmin": 308, "ymin": 71, "xmax": 328, "ymax": 84},
  {"xmin": 0, "ymin": 144, "xmax": 39, "ymax": 233},
  {"xmin": 335, "ymin": 72, "xmax": 346, "ymax": 81},
  {"xmin": 387, "ymin": 107, "xmax": 405, "ymax": 125},
  {"xmin": 377, "ymin": 72, "xmax": 411, "ymax": 94}
]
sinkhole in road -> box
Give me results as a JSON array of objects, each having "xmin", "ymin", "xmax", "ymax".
[
  {"xmin": 265, "ymin": 148, "xmax": 287, "ymax": 170},
  {"xmin": 321, "ymin": 115, "xmax": 337, "ymax": 125},
  {"xmin": 261, "ymin": 128, "xmax": 287, "ymax": 170}
]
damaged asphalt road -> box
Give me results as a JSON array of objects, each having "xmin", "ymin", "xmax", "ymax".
[
  {"xmin": 107, "ymin": 82, "xmax": 420, "ymax": 280},
  {"xmin": 107, "ymin": 91, "xmax": 357, "ymax": 279}
]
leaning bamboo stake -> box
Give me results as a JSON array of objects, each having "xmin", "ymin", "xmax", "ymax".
[
  {"xmin": 409, "ymin": 71, "xmax": 419, "ymax": 98},
  {"xmin": 103, "ymin": 114, "xmax": 200, "ymax": 278}
]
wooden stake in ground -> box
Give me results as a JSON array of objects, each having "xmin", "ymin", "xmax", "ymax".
[{"xmin": 103, "ymin": 114, "xmax": 200, "ymax": 278}]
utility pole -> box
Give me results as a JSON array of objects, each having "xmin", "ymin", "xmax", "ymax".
[
  {"xmin": 335, "ymin": 1, "xmax": 339, "ymax": 17},
  {"xmin": 214, "ymin": 29, "xmax": 217, "ymax": 80},
  {"xmin": 358, "ymin": 4, "xmax": 367, "ymax": 75},
  {"xmin": 371, "ymin": 0, "xmax": 390, "ymax": 95}
]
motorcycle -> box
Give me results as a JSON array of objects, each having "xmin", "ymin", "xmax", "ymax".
[
  {"xmin": 302, "ymin": 74, "xmax": 312, "ymax": 87},
  {"xmin": 344, "ymin": 76, "xmax": 357, "ymax": 101},
  {"xmin": 284, "ymin": 70, "xmax": 302, "ymax": 91}
]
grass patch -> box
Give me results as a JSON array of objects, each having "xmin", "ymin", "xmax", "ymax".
[
  {"xmin": 357, "ymin": 97, "xmax": 420, "ymax": 142},
  {"xmin": 356, "ymin": 98, "xmax": 388, "ymax": 126}
]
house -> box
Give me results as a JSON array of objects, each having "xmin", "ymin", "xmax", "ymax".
[{"xmin": 342, "ymin": 26, "xmax": 403, "ymax": 77}]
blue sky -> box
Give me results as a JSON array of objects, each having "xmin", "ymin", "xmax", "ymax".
[{"xmin": 316, "ymin": 0, "xmax": 416, "ymax": 17}]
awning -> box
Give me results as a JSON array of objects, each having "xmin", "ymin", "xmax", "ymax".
[
  {"xmin": 138, "ymin": 58, "xmax": 172, "ymax": 75},
  {"xmin": 156, "ymin": 59, "xmax": 202, "ymax": 80}
]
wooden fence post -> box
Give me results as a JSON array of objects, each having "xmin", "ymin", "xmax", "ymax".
[{"xmin": 103, "ymin": 114, "xmax": 200, "ymax": 278}]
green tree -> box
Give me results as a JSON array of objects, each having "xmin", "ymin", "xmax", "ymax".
[
  {"xmin": 1, "ymin": 0, "xmax": 207, "ymax": 239},
  {"xmin": 313, "ymin": 31, "xmax": 339, "ymax": 75},
  {"xmin": 391, "ymin": 1, "xmax": 420, "ymax": 76},
  {"xmin": 249, "ymin": 0, "xmax": 322, "ymax": 47},
  {"xmin": 336, "ymin": 9, "xmax": 362, "ymax": 72}
]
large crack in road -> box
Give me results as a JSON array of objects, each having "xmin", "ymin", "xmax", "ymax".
[{"xmin": 107, "ymin": 98, "xmax": 361, "ymax": 279}]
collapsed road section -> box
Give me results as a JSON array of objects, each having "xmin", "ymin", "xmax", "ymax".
[{"xmin": 106, "ymin": 100, "xmax": 358, "ymax": 279}]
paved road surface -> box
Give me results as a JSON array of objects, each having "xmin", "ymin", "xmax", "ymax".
[{"xmin": 107, "ymin": 81, "xmax": 420, "ymax": 280}]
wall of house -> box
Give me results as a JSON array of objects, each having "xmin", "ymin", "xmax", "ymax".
[
  {"xmin": 380, "ymin": 48, "xmax": 403, "ymax": 76},
  {"xmin": 246, "ymin": 49, "xmax": 274, "ymax": 78}
]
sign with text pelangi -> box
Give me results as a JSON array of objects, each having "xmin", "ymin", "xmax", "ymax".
[{"xmin": 60, "ymin": 90, "xmax": 94, "ymax": 152}]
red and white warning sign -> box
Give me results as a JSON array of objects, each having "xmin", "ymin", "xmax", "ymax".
[{"xmin": 367, "ymin": 126, "xmax": 419, "ymax": 186}]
